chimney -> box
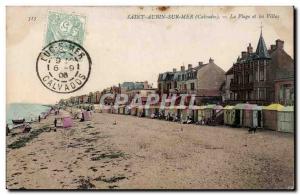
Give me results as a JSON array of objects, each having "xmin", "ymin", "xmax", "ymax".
[
  {"xmin": 276, "ymin": 39, "xmax": 284, "ymax": 50},
  {"xmin": 188, "ymin": 64, "xmax": 193, "ymax": 70},
  {"xmin": 172, "ymin": 68, "xmax": 177, "ymax": 72},
  {"xmin": 247, "ymin": 43, "xmax": 253, "ymax": 53},
  {"xmin": 241, "ymin": 51, "xmax": 247, "ymax": 58},
  {"xmin": 209, "ymin": 57, "xmax": 214, "ymax": 63},
  {"xmin": 180, "ymin": 66, "xmax": 185, "ymax": 71},
  {"xmin": 270, "ymin": 44, "xmax": 276, "ymax": 51},
  {"xmin": 198, "ymin": 61, "xmax": 203, "ymax": 66}
]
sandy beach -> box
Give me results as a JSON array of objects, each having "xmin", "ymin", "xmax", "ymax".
[{"xmin": 6, "ymin": 110, "xmax": 294, "ymax": 190}]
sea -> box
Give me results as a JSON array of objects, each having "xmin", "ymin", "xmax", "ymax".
[{"xmin": 6, "ymin": 103, "xmax": 51, "ymax": 128}]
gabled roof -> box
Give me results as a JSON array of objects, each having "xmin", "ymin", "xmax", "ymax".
[
  {"xmin": 225, "ymin": 66, "xmax": 233, "ymax": 75},
  {"xmin": 255, "ymin": 32, "xmax": 270, "ymax": 59}
]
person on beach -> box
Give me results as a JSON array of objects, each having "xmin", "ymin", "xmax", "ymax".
[
  {"xmin": 38, "ymin": 115, "xmax": 41, "ymax": 122},
  {"xmin": 54, "ymin": 118, "xmax": 57, "ymax": 128},
  {"xmin": 23, "ymin": 123, "xmax": 31, "ymax": 133},
  {"xmin": 80, "ymin": 112, "xmax": 85, "ymax": 122}
]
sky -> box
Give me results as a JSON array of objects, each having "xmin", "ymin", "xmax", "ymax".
[{"xmin": 6, "ymin": 6, "xmax": 294, "ymax": 104}]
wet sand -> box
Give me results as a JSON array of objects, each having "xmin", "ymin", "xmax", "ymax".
[{"xmin": 6, "ymin": 111, "xmax": 294, "ymax": 189}]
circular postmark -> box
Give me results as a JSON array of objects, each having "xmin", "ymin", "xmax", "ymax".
[{"xmin": 36, "ymin": 40, "xmax": 91, "ymax": 93}]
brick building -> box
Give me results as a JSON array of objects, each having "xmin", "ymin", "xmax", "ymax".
[{"xmin": 228, "ymin": 30, "xmax": 294, "ymax": 105}]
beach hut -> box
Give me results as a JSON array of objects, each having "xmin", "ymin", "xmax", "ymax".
[
  {"xmin": 156, "ymin": 107, "xmax": 165, "ymax": 119},
  {"xmin": 125, "ymin": 106, "xmax": 131, "ymax": 115},
  {"xmin": 197, "ymin": 105, "xmax": 207, "ymax": 124},
  {"xmin": 177, "ymin": 106, "xmax": 189, "ymax": 123},
  {"xmin": 197, "ymin": 104, "xmax": 223, "ymax": 125},
  {"xmin": 94, "ymin": 104, "xmax": 101, "ymax": 113},
  {"xmin": 170, "ymin": 107, "xmax": 177, "ymax": 121},
  {"xmin": 100, "ymin": 105, "xmax": 112, "ymax": 113},
  {"xmin": 187, "ymin": 108, "xmax": 195, "ymax": 122},
  {"xmin": 249, "ymin": 105, "xmax": 263, "ymax": 128},
  {"xmin": 247, "ymin": 105, "xmax": 264, "ymax": 128},
  {"xmin": 263, "ymin": 104, "xmax": 284, "ymax": 131},
  {"xmin": 209, "ymin": 105, "xmax": 224, "ymax": 125},
  {"xmin": 63, "ymin": 116, "xmax": 73, "ymax": 128},
  {"xmin": 181, "ymin": 109, "xmax": 188, "ymax": 123},
  {"xmin": 242, "ymin": 104, "xmax": 263, "ymax": 128},
  {"xmin": 163, "ymin": 107, "xmax": 170, "ymax": 120},
  {"xmin": 190, "ymin": 106, "xmax": 200, "ymax": 123},
  {"xmin": 137, "ymin": 107, "xmax": 145, "ymax": 117},
  {"xmin": 223, "ymin": 105, "xmax": 235, "ymax": 125},
  {"xmin": 233, "ymin": 103, "xmax": 246, "ymax": 127},
  {"xmin": 82, "ymin": 111, "xmax": 92, "ymax": 121},
  {"xmin": 145, "ymin": 105, "xmax": 160, "ymax": 118},
  {"xmin": 229, "ymin": 108, "xmax": 236, "ymax": 126},
  {"xmin": 118, "ymin": 105, "xmax": 125, "ymax": 115},
  {"xmin": 172, "ymin": 105, "xmax": 184, "ymax": 122},
  {"xmin": 144, "ymin": 106, "xmax": 151, "ymax": 117},
  {"xmin": 163, "ymin": 107, "xmax": 176, "ymax": 121},
  {"xmin": 203, "ymin": 104, "xmax": 216, "ymax": 119},
  {"xmin": 111, "ymin": 106, "xmax": 119, "ymax": 114},
  {"xmin": 232, "ymin": 103, "xmax": 263, "ymax": 128},
  {"xmin": 130, "ymin": 106, "xmax": 138, "ymax": 116},
  {"xmin": 278, "ymin": 106, "xmax": 294, "ymax": 133}
]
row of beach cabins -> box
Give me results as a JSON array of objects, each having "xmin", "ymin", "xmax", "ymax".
[{"xmin": 72, "ymin": 103, "xmax": 294, "ymax": 133}]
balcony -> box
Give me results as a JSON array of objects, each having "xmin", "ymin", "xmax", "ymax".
[
  {"xmin": 230, "ymin": 82, "xmax": 254, "ymax": 91},
  {"xmin": 243, "ymin": 82, "xmax": 254, "ymax": 90}
]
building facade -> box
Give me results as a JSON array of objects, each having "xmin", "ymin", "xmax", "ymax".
[
  {"xmin": 228, "ymin": 30, "xmax": 294, "ymax": 105},
  {"xmin": 158, "ymin": 58, "xmax": 225, "ymax": 105}
]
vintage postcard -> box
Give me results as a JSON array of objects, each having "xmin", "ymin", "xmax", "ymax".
[{"xmin": 6, "ymin": 6, "xmax": 295, "ymax": 190}]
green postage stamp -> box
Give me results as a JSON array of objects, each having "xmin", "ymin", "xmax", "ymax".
[{"xmin": 45, "ymin": 11, "xmax": 86, "ymax": 45}]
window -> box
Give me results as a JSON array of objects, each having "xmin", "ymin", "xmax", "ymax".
[
  {"xmin": 260, "ymin": 60, "xmax": 264, "ymax": 65},
  {"xmin": 230, "ymin": 93, "xmax": 233, "ymax": 100},
  {"xmin": 245, "ymin": 74, "xmax": 249, "ymax": 83},
  {"xmin": 259, "ymin": 66, "xmax": 264, "ymax": 81},
  {"xmin": 238, "ymin": 75, "xmax": 242, "ymax": 84},
  {"xmin": 280, "ymin": 84, "xmax": 294, "ymax": 104},
  {"xmin": 174, "ymin": 81, "xmax": 177, "ymax": 88},
  {"xmin": 167, "ymin": 83, "xmax": 171, "ymax": 90},
  {"xmin": 259, "ymin": 88, "xmax": 265, "ymax": 100},
  {"xmin": 190, "ymin": 83, "xmax": 195, "ymax": 90}
]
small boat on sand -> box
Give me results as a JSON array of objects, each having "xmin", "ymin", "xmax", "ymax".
[{"xmin": 12, "ymin": 119, "xmax": 25, "ymax": 125}]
